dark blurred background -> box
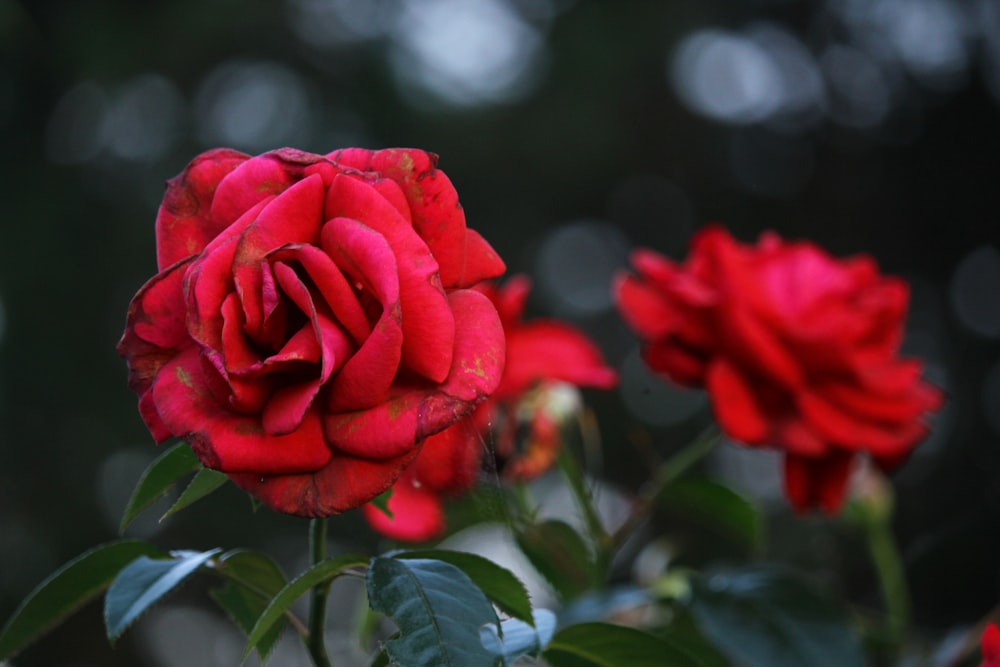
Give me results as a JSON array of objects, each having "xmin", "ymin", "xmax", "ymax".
[{"xmin": 2, "ymin": 0, "xmax": 1000, "ymax": 664}]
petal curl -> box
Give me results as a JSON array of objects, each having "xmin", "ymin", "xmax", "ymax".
[
  {"xmin": 323, "ymin": 288, "xmax": 504, "ymax": 459},
  {"xmin": 156, "ymin": 148, "xmax": 249, "ymax": 269},
  {"xmin": 152, "ymin": 347, "xmax": 332, "ymax": 474},
  {"xmin": 321, "ymin": 216, "xmax": 404, "ymax": 412},
  {"xmin": 118, "ymin": 257, "xmax": 195, "ymax": 397},
  {"xmin": 232, "ymin": 174, "xmax": 326, "ymax": 338},
  {"xmin": 325, "ymin": 173, "xmax": 455, "ymax": 382},
  {"xmin": 328, "ymin": 147, "xmax": 506, "ymax": 287}
]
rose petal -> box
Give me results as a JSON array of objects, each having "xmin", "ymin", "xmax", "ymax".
[
  {"xmin": 492, "ymin": 274, "xmax": 531, "ymax": 325},
  {"xmin": 232, "ymin": 174, "xmax": 326, "ymax": 339},
  {"xmin": 155, "ymin": 148, "xmax": 249, "ymax": 270},
  {"xmin": 139, "ymin": 390, "xmax": 173, "ymax": 444},
  {"xmin": 152, "ymin": 347, "xmax": 331, "ymax": 474},
  {"xmin": 209, "ymin": 150, "xmax": 322, "ymax": 229},
  {"xmin": 783, "ymin": 451, "xmax": 854, "ymax": 513},
  {"xmin": 284, "ymin": 244, "xmax": 370, "ymax": 345},
  {"xmin": 641, "ymin": 342, "xmax": 708, "ymax": 387},
  {"xmin": 228, "ymin": 447, "xmax": 420, "ymax": 517},
  {"xmin": 410, "ymin": 419, "xmax": 482, "ymax": 494},
  {"xmin": 362, "ymin": 476, "xmax": 446, "ymax": 542},
  {"xmin": 722, "ymin": 301, "xmax": 804, "ymax": 390},
  {"xmin": 797, "ymin": 388, "xmax": 929, "ymax": 457},
  {"xmin": 325, "ymin": 173, "xmax": 455, "ymax": 383},
  {"xmin": 323, "ymin": 289, "xmax": 504, "ymax": 459},
  {"xmin": 613, "ymin": 272, "xmax": 678, "ymax": 340},
  {"xmin": 328, "ymin": 147, "xmax": 506, "ymax": 287},
  {"xmin": 497, "ymin": 321, "xmax": 618, "ymax": 400},
  {"xmin": 773, "ymin": 418, "xmax": 828, "ymax": 457},
  {"xmin": 185, "ymin": 197, "xmax": 272, "ymax": 353},
  {"xmin": 706, "ymin": 358, "xmax": 771, "ymax": 444},
  {"xmin": 321, "ymin": 217, "xmax": 404, "ymax": 412},
  {"xmin": 119, "ymin": 257, "xmax": 195, "ymax": 398}
]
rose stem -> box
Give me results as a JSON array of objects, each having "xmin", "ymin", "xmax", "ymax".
[
  {"xmin": 863, "ymin": 508, "xmax": 911, "ymax": 646},
  {"xmin": 610, "ymin": 426, "xmax": 722, "ymax": 553},
  {"xmin": 307, "ymin": 517, "xmax": 334, "ymax": 667}
]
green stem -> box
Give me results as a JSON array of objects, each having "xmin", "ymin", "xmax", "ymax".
[
  {"xmin": 611, "ymin": 426, "xmax": 721, "ymax": 550},
  {"xmin": 557, "ymin": 446, "xmax": 609, "ymax": 544},
  {"xmin": 865, "ymin": 513, "xmax": 910, "ymax": 644},
  {"xmin": 648, "ymin": 426, "xmax": 721, "ymax": 504},
  {"xmin": 509, "ymin": 481, "xmax": 535, "ymax": 523},
  {"xmin": 307, "ymin": 518, "xmax": 333, "ymax": 667}
]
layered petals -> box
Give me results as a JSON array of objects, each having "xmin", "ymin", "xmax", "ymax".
[
  {"xmin": 615, "ymin": 225, "xmax": 942, "ymax": 513},
  {"xmin": 328, "ymin": 147, "xmax": 506, "ymax": 287},
  {"xmin": 119, "ymin": 146, "xmax": 508, "ymax": 518},
  {"xmin": 155, "ymin": 149, "xmax": 249, "ymax": 270},
  {"xmin": 364, "ymin": 275, "xmax": 617, "ymax": 541}
]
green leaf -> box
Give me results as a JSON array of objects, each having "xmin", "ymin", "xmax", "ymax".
[
  {"xmin": 242, "ymin": 553, "xmax": 367, "ymax": 663},
  {"xmin": 516, "ymin": 520, "xmax": 598, "ymax": 600},
  {"xmin": 395, "ymin": 549, "xmax": 534, "ymax": 626},
  {"xmin": 480, "ymin": 609, "xmax": 556, "ymax": 666},
  {"xmin": 371, "ymin": 488, "xmax": 394, "ymax": 519},
  {"xmin": 216, "ymin": 550, "xmax": 288, "ymax": 597},
  {"xmin": 104, "ymin": 548, "xmax": 221, "ymax": 642},
  {"xmin": 210, "ymin": 550, "xmax": 290, "ymax": 665},
  {"xmin": 160, "ymin": 466, "xmax": 229, "ymax": 522},
  {"xmin": 367, "ymin": 556, "xmax": 499, "ymax": 666},
  {"xmin": 658, "ymin": 611, "xmax": 731, "ymax": 667},
  {"xmin": 687, "ymin": 566, "xmax": 865, "ymax": 667},
  {"xmin": 119, "ymin": 442, "xmax": 200, "ymax": 534},
  {"xmin": 211, "ymin": 583, "xmax": 285, "ymax": 664},
  {"xmin": 543, "ymin": 622, "xmax": 703, "ymax": 667},
  {"xmin": 0, "ymin": 540, "xmax": 165, "ymax": 660},
  {"xmin": 656, "ymin": 477, "xmax": 762, "ymax": 552}
]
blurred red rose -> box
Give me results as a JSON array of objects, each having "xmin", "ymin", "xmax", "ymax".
[
  {"xmin": 364, "ymin": 275, "xmax": 617, "ymax": 541},
  {"xmin": 983, "ymin": 623, "xmax": 1000, "ymax": 667},
  {"xmin": 118, "ymin": 147, "xmax": 506, "ymax": 517},
  {"xmin": 614, "ymin": 225, "xmax": 941, "ymax": 513}
]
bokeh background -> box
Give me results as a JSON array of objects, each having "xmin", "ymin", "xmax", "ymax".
[{"xmin": 2, "ymin": 0, "xmax": 1000, "ymax": 664}]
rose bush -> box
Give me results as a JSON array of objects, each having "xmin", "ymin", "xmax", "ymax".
[
  {"xmin": 615, "ymin": 225, "xmax": 942, "ymax": 512},
  {"xmin": 363, "ymin": 275, "xmax": 617, "ymax": 540},
  {"xmin": 118, "ymin": 147, "xmax": 506, "ymax": 517}
]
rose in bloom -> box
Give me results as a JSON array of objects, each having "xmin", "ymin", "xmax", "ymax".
[
  {"xmin": 615, "ymin": 225, "xmax": 941, "ymax": 512},
  {"xmin": 363, "ymin": 275, "xmax": 618, "ymax": 540},
  {"xmin": 982, "ymin": 623, "xmax": 1000, "ymax": 667},
  {"xmin": 118, "ymin": 147, "xmax": 506, "ymax": 517}
]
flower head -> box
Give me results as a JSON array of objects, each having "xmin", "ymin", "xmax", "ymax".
[
  {"xmin": 615, "ymin": 225, "xmax": 941, "ymax": 512},
  {"xmin": 119, "ymin": 147, "xmax": 506, "ymax": 517}
]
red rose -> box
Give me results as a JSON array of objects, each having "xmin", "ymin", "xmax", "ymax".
[
  {"xmin": 983, "ymin": 623, "xmax": 1000, "ymax": 667},
  {"xmin": 614, "ymin": 225, "xmax": 941, "ymax": 513},
  {"xmin": 118, "ymin": 147, "xmax": 506, "ymax": 517},
  {"xmin": 364, "ymin": 275, "xmax": 617, "ymax": 541}
]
